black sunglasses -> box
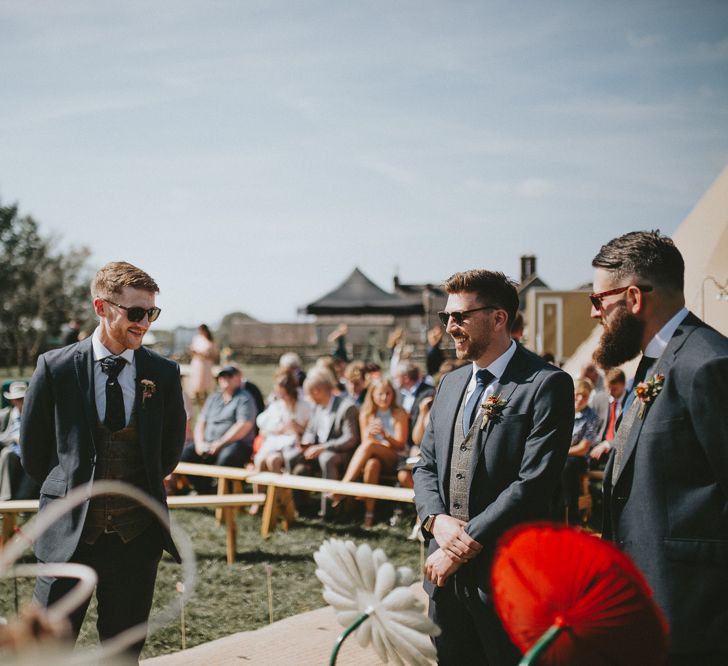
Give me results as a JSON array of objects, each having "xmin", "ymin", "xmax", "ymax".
[
  {"xmin": 103, "ymin": 299, "xmax": 161, "ymax": 323},
  {"xmin": 438, "ymin": 305, "xmax": 498, "ymax": 327},
  {"xmin": 589, "ymin": 285, "xmax": 653, "ymax": 310}
]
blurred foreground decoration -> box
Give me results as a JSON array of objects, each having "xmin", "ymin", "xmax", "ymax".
[
  {"xmin": 314, "ymin": 539, "xmax": 440, "ymax": 666},
  {"xmin": 491, "ymin": 524, "xmax": 668, "ymax": 666},
  {"xmin": 0, "ymin": 481, "xmax": 197, "ymax": 665}
]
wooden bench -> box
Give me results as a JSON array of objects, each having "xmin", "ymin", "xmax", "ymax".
[
  {"xmin": 0, "ymin": 493, "xmax": 265, "ymax": 565},
  {"xmin": 245, "ymin": 472, "xmax": 415, "ymax": 538}
]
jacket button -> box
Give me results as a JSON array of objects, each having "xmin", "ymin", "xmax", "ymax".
[
  {"xmin": 460, "ymin": 444, "xmax": 468, "ymax": 452},
  {"xmin": 453, "ymin": 502, "xmax": 461, "ymax": 509},
  {"xmin": 456, "ymin": 473, "xmax": 464, "ymax": 480}
]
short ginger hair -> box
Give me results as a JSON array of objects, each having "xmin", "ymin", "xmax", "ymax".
[{"xmin": 91, "ymin": 261, "xmax": 159, "ymax": 300}]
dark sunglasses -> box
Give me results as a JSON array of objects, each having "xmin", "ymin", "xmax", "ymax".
[
  {"xmin": 103, "ymin": 299, "xmax": 161, "ymax": 323},
  {"xmin": 589, "ymin": 285, "xmax": 653, "ymax": 310},
  {"xmin": 438, "ymin": 305, "xmax": 498, "ymax": 327}
]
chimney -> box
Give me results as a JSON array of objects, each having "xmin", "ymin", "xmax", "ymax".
[{"xmin": 520, "ymin": 255, "xmax": 536, "ymax": 283}]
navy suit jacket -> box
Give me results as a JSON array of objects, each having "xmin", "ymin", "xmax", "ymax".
[
  {"xmin": 602, "ymin": 312, "xmax": 728, "ymax": 655},
  {"xmin": 413, "ymin": 344, "xmax": 573, "ymax": 596},
  {"xmin": 20, "ymin": 338, "xmax": 186, "ymax": 563}
]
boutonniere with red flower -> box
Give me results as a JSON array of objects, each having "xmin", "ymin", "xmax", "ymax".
[
  {"xmin": 480, "ymin": 394, "xmax": 509, "ymax": 430},
  {"xmin": 140, "ymin": 379, "xmax": 156, "ymax": 406},
  {"xmin": 635, "ymin": 373, "xmax": 664, "ymax": 418}
]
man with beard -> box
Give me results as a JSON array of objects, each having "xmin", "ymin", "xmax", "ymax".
[
  {"xmin": 413, "ymin": 270, "xmax": 573, "ymax": 665},
  {"xmin": 591, "ymin": 231, "xmax": 728, "ymax": 665}
]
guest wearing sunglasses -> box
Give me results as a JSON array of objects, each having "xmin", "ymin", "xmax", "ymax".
[
  {"xmin": 413, "ymin": 269, "xmax": 573, "ymax": 665},
  {"xmin": 20, "ymin": 261, "xmax": 186, "ymax": 660},
  {"xmin": 592, "ymin": 231, "xmax": 728, "ymax": 664}
]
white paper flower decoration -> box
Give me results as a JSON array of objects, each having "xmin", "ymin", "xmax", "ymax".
[{"xmin": 314, "ymin": 539, "xmax": 440, "ymax": 665}]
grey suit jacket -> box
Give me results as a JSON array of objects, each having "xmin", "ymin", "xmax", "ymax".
[
  {"xmin": 602, "ymin": 312, "xmax": 728, "ymax": 655},
  {"xmin": 413, "ymin": 344, "xmax": 574, "ymax": 595},
  {"xmin": 20, "ymin": 337, "xmax": 186, "ymax": 563},
  {"xmin": 301, "ymin": 394, "xmax": 360, "ymax": 453}
]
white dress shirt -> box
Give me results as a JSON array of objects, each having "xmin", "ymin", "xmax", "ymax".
[
  {"xmin": 92, "ymin": 327, "xmax": 136, "ymax": 426},
  {"xmin": 644, "ymin": 306, "xmax": 689, "ymax": 360}
]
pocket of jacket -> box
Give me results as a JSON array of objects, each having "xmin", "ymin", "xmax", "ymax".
[
  {"xmin": 663, "ymin": 537, "xmax": 728, "ymax": 566},
  {"xmin": 39, "ymin": 476, "xmax": 67, "ymax": 498}
]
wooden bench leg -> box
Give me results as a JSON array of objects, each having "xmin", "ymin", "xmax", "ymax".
[
  {"xmin": 224, "ymin": 507, "xmax": 236, "ymax": 564},
  {"xmin": 216, "ymin": 477, "xmax": 227, "ymax": 524},
  {"xmin": 1, "ymin": 512, "xmax": 16, "ymax": 548},
  {"xmin": 261, "ymin": 485, "xmax": 280, "ymax": 539}
]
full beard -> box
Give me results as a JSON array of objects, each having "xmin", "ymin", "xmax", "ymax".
[{"xmin": 593, "ymin": 305, "xmax": 644, "ymax": 369}]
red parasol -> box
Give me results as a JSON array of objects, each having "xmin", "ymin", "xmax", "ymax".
[{"xmin": 491, "ymin": 524, "xmax": 669, "ymax": 665}]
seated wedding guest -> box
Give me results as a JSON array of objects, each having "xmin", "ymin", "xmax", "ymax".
[
  {"xmin": 279, "ymin": 351, "xmax": 306, "ymax": 387},
  {"xmin": 314, "ymin": 356, "xmax": 346, "ymax": 394},
  {"xmin": 250, "ymin": 370, "xmax": 311, "ymax": 513},
  {"xmin": 580, "ymin": 362, "xmax": 609, "ymax": 427},
  {"xmin": 334, "ymin": 378, "xmax": 409, "ymax": 527},
  {"xmin": 560, "ymin": 378, "xmax": 601, "ymax": 523},
  {"xmin": 179, "ymin": 365, "xmax": 258, "ymax": 493},
  {"xmin": 589, "ymin": 368, "xmax": 626, "ymax": 468},
  {"xmin": 283, "ymin": 367, "xmax": 360, "ymax": 518},
  {"xmin": 0, "ymin": 382, "xmax": 39, "ymax": 500},
  {"xmin": 343, "ymin": 360, "xmax": 368, "ymax": 405},
  {"xmin": 393, "ymin": 361, "xmax": 434, "ymax": 446}
]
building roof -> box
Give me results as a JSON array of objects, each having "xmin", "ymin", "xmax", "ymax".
[{"xmin": 303, "ymin": 268, "xmax": 424, "ymax": 316}]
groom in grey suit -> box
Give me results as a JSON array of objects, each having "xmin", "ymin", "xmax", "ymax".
[
  {"xmin": 413, "ymin": 270, "xmax": 573, "ymax": 665},
  {"xmin": 21, "ymin": 261, "xmax": 186, "ymax": 659},
  {"xmin": 591, "ymin": 231, "xmax": 728, "ymax": 665}
]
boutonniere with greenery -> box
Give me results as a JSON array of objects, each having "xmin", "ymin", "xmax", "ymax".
[
  {"xmin": 635, "ymin": 373, "xmax": 664, "ymax": 418},
  {"xmin": 140, "ymin": 379, "xmax": 156, "ymax": 405},
  {"xmin": 480, "ymin": 394, "xmax": 509, "ymax": 430}
]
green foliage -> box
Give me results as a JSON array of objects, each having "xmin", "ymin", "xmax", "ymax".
[{"xmin": 0, "ymin": 200, "xmax": 93, "ymax": 369}]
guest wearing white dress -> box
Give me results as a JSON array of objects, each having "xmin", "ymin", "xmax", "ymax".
[{"xmin": 250, "ymin": 370, "xmax": 311, "ymax": 513}]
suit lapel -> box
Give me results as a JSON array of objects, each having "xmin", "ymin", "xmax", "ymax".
[
  {"xmin": 74, "ymin": 338, "xmax": 97, "ymax": 450},
  {"xmin": 472, "ymin": 345, "xmax": 530, "ymax": 462},
  {"xmin": 134, "ymin": 347, "xmax": 148, "ymax": 451},
  {"xmin": 612, "ymin": 312, "xmax": 698, "ymax": 486},
  {"xmin": 327, "ymin": 395, "xmax": 342, "ymax": 440}
]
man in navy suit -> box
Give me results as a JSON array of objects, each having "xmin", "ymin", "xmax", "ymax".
[
  {"xmin": 413, "ymin": 270, "xmax": 573, "ymax": 665},
  {"xmin": 21, "ymin": 261, "xmax": 186, "ymax": 659},
  {"xmin": 591, "ymin": 231, "xmax": 728, "ymax": 664}
]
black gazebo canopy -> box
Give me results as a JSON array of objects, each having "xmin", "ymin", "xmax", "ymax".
[{"xmin": 303, "ymin": 268, "xmax": 423, "ymax": 316}]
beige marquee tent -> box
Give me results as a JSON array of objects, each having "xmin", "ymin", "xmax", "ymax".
[{"xmin": 563, "ymin": 165, "xmax": 728, "ymax": 377}]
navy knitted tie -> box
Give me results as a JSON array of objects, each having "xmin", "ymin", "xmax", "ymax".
[
  {"xmin": 100, "ymin": 356, "xmax": 127, "ymax": 431},
  {"xmin": 463, "ymin": 369, "xmax": 494, "ymax": 435}
]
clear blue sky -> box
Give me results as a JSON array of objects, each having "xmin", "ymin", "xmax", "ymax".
[{"xmin": 2, "ymin": 1, "xmax": 727, "ymax": 328}]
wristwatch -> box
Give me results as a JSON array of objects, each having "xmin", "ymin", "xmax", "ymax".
[{"xmin": 422, "ymin": 514, "xmax": 438, "ymax": 535}]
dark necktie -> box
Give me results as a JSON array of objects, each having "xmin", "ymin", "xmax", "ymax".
[
  {"xmin": 621, "ymin": 355, "xmax": 656, "ymax": 415},
  {"xmin": 612, "ymin": 354, "xmax": 656, "ymax": 479},
  {"xmin": 463, "ymin": 369, "xmax": 495, "ymax": 435},
  {"xmin": 100, "ymin": 355, "xmax": 127, "ymax": 431}
]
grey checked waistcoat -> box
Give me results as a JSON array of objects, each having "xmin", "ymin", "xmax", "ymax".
[
  {"xmin": 82, "ymin": 414, "xmax": 153, "ymax": 544},
  {"xmin": 448, "ymin": 392, "xmax": 477, "ymax": 522}
]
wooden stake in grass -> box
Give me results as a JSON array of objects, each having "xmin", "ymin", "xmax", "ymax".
[
  {"xmin": 176, "ymin": 581, "xmax": 186, "ymax": 649},
  {"xmin": 265, "ymin": 564, "xmax": 274, "ymax": 624}
]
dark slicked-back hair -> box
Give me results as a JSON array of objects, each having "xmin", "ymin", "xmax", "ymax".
[
  {"xmin": 444, "ymin": 270, "xmax": 519, "ymax": 327},
  {"xmin": 592, "ymin": 231, "xmax": 684, "ymax": 293}
]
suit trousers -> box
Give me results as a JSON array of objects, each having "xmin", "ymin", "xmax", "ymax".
[
  {"xmin": 34, "ymin": 523, "xmax": 163, "ymax": 660},
  {"xmin": 428, "ymin": 572, "xmax": 520, "ymax": 666}
]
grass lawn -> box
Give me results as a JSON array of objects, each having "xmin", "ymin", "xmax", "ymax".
[{"xmin": 0, "ymin": 504, "xmax": 424, "ymax": 660}]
